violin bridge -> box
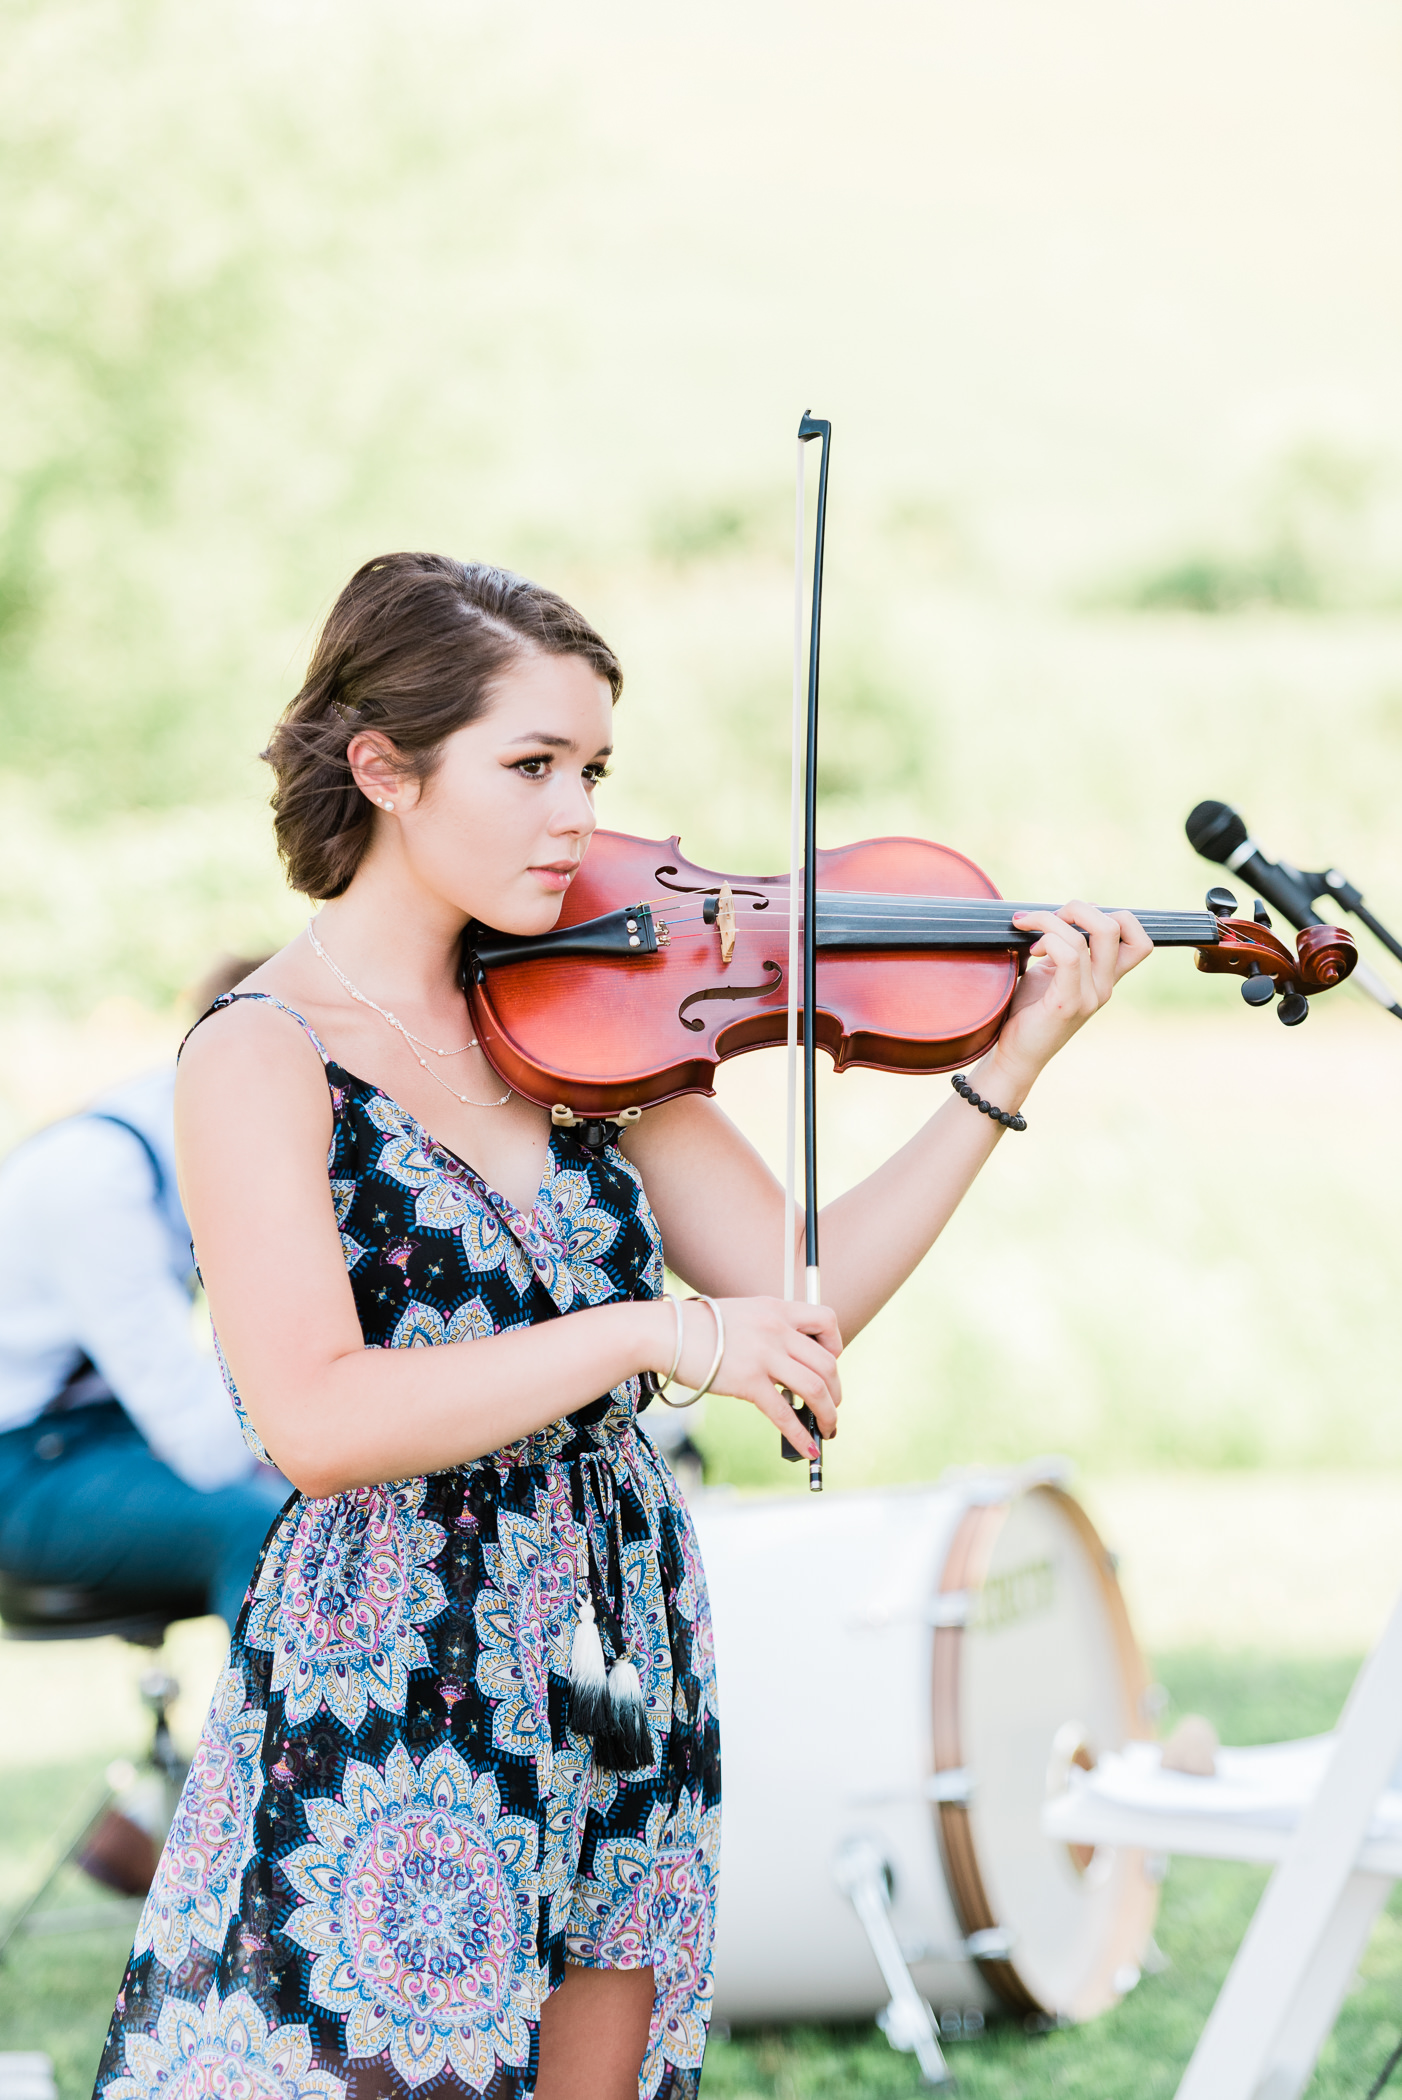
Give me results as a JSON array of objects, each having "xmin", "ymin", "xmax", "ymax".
[{"xmin": 716, "ymin": 881, "xmax": 736, "ymax": 965}]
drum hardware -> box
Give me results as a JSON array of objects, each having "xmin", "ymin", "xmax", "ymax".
[
  {"xmin": 927, "ymin": 1593, "xmax": 971, "ymax": 1629},
  {"xmin": 832, "ymin": 1839, "xmax": 951, "ymax": 2088},
  {"xmin": 853, "ymin": 1582, "xmax": 1057, "ymax": 1635},
  {"xmin": 964, "ymin": 1926, "xmax": 1017, "ymax": 1962},
  {"xmin": 898, "ymin": 1931, "xmax": 1020, "ymax": 1965},
  {"xmin": 853, "ymin": 1593, "xmax": 976, "ymax": 1633},
  {"xmin": 703, "ymin": 1471, "xmax": 1160, "ymax": 2054},
  {"xmin": 893, "ymin": 1927, "xmax": 1016, "ymax": 1967},
  {"xmin": 845, "ymin": 1773, "xmax": 979, "ymax": 1809},
  {"xmin": 943, "ymin": 1453, "xmax": 1075, "ymax": 1501},
  {"xmin": 845, "ymin": 1773, "xmax": 978, "ymax": 1809},
  {"xmin": 937, "ymin": 2007, "xmax": 986, "ymax": 2040}
]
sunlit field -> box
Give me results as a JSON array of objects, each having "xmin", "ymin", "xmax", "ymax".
[{"xmin": 4, "ymin": 0, "xmax": 1402, "ymax": 2091}]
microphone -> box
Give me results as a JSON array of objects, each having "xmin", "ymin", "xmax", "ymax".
[
  {"xmin": 1186, "ymin": 800, "xmax": 1402, "ymax": 1020},
  {"xmin": 1185, "ymin": 802, "xmax": 1326, "ymax": 929}
]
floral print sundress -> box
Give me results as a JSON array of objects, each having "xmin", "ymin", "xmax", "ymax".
[{"xmin": 96, "ymin": 994, "xmax": 720, "ymax": 2100}]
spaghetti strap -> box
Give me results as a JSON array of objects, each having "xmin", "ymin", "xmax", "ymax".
[{"xmin": 179, "ymin": 989, "xmax": 332, "ymax": 1065}]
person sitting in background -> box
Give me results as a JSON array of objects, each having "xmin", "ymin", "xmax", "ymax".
[{"xmin": 0, "ymin": 957, "xmax": 288, "ymax": 1631}]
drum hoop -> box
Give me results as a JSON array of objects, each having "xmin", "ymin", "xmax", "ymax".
[{"xmin": 929, "ymin": 1482, "xmax": 1156, "ymax": 2020}]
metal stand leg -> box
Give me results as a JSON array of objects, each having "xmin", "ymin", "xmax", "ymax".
[
  {"xmin": 0, "ymin": 1663, "xmax": 184, "ymax": 1958},
  {"xmin": 834, "ymin": 1839, "xmax": 952, "ymax": 2087},
  {"xmin": 139, "ymin": 1668, "xmax": 186, "ymax": 1796},
  {"xmin": 0, "ymin": 1764, "xmax": 129, "ymax": 1960}
]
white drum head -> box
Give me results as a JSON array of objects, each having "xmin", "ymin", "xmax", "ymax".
[{"xmin": 933, "ymin": 1484, "xmax": 1159, "ymax": 2019}]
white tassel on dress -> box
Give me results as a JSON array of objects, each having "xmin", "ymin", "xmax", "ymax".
[{"xmin": 568, "ymin": 1594, "xmax": 608, "ymax": 1737}]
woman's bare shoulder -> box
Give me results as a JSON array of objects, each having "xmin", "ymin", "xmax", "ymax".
[
  {"xmin": 174, "ymin": 970, "xmax": 342, "ymax": 1269},
  {"xmin": 177, "ymin": 975, "xmax": 331, "ymax": 1114}
]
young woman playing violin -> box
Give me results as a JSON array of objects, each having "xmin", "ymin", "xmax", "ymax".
[{"xmin": 97, "ymin": 554, "xmax": 1150, "ymax": 2100}]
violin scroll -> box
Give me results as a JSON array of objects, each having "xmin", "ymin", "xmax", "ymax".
[
  {"xmin": 1193, "ymin": 900, "xmax": 1357, "ymax": 1023},
  {"xmin": 1295, "ymin": 923, "xmax": 1358, "ymax": 990}
]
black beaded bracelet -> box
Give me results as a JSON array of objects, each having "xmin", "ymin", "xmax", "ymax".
[{"xmin": 951, "ymin": 1072, "xmax": 1027, "ymax": 1132}]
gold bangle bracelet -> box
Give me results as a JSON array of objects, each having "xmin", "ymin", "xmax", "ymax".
[
  {"xmin": 652, "ymin": 1293, "xmax": 690, "ymax": 1408},
  {"xmin": 684, "ymin": 1294, "xmax": 726, "ymax": 1404}
]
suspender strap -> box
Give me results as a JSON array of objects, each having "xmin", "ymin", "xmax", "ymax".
[{"xmin": 84, "ymin": 1113, "xmax": 166, "ymax": 1202}]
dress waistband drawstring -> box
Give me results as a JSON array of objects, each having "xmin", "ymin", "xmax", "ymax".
[
  {"xmin": 570, "ymin": 1450, "xmax": 651, "ymax": 1772},
  {"xmin": 457, "ymin": 1449, "xmax": 652, "ymax": 1777}
]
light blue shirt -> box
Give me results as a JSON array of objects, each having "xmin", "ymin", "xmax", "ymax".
[{"xmin": 0, "ymin": 1067, "xmax": 255, "ymax": 1490}]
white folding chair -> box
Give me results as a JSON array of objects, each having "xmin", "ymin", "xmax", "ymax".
[{"xmin": 1044, "ymin": 1584, "xmax": 1402, "ymax": 2100}]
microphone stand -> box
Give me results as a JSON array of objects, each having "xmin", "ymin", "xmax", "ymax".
[
  {"xmin": 1186, "ymin": 801, "xmax": 1402, "ymax": 1022},
  {"xmin": 1285, "ymin": 862, "xmax": 1402, "ymax": 972}
]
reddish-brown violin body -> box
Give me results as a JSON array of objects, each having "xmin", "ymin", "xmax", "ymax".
[{"xmin": 464, "ymin": 830, "xmax": 1357, "ymax": 1117}]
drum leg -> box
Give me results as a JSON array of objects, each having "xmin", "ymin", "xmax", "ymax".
[{"xmin": 833, "ymin": 1839, "xmax": 952, "ymax": 2087}]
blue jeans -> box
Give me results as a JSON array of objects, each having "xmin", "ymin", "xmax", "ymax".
[{"xmin": 0, "ymin": 1401, "xmax": 289, "ymax": 1630}]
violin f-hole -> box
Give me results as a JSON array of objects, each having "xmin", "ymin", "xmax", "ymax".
[
  {"xmin": 677, "ymin": 961, "xmax": 783, "ymax": 1033},
  {"xmin": 655, "ymin": 865, "xmax": 770, "ymax": 909}
]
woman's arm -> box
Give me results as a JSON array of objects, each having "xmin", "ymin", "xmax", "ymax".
[
  {"xmin": 176, "ymin": 1002, "xmax": 840, "ymax": 1495},
  {"xmin": 631, "ymin": 903, "xmax": 1152, "ymax": 1339}
]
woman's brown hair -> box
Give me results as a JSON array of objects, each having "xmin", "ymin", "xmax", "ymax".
[{"xmin": 263, "ymin": 553, "xmax": 623, "ymax": 899}]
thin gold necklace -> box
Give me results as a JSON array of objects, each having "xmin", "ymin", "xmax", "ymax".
[{"xmin": 307, "ymin": 920, "xmax": 512, "ymax": 1109}]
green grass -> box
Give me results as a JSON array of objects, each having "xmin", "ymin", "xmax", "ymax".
[
  {"xmin": 0, "ymin": 1754, "xmax": 139, "ymax": 2099},
  {"xmin": 700, "ymin": 1651, "xmax": 1392, "ymax": 2099},
  {"xmin": 1, "ymin": 1652, "xmax": 1394, "ymax": 2099}
]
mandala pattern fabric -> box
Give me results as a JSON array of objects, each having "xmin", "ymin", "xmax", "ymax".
[{"xmin": 98, "ymin": 995, "xmax": 720, "ymax": 2100}]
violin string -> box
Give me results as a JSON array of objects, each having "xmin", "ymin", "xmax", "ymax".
[
  {"xmin": 651, "ymin": 907, "xmax": 1218, "ymax": 939},
  {"xmin": 652, "ymin": 918, "xmax": 1219, "ymax": 935},
  {"xmin": 646, "ymin": 895, "xmax": 1217, "ymax": 922}
]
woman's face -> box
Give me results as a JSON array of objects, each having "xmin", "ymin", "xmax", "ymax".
[{"xmin": 363, "ymin": 647, "xmax": 615, "ymax": 934}]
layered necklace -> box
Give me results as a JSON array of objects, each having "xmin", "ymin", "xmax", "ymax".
[{"xmin": 307, "ymin": 919, "xmax": 512, "ymax": 1109}]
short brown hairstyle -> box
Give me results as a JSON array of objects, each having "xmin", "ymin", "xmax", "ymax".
[{"xmin": 263, "ymin": 553, "xmax": 623, "ymax": 899}]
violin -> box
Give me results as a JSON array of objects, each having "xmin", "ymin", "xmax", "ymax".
[
  {"xmin": 463, "ymin": 827, "xmax": 1359, "ymax": 1124},
  {"xmin": 468, "ymin": 410, "xmax": 1355, "ymax": 1494}
]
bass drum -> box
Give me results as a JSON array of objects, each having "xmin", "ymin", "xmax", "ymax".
[{"xmin": 692, "ymin": 1464, "xmax": 1160, "ymax": 2026}]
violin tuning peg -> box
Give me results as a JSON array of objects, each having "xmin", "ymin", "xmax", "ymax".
[
  {"xmin": 1253, "ymin": 899, "xmax": 1272, "ymax": 928},
  {"xmin": 1206, "ymin": 887, "xmax": 1238, "ymax": 919},
  {"xmin": 1241, "ymin": 971, "xmax": 1276, "ymax": 1007},
  {"xmin": 1277, "ymin": 992, "xmax": 1310, "ymax": 1027}
]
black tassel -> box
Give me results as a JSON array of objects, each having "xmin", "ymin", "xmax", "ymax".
[{"xmin": 592, "ymin": 1653, "xmax": 652, "ymax": 1772}]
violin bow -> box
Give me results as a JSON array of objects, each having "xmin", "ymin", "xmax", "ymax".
[{"xmin": 780, "ymin": 410, "xmax": 830, "ymax": 1491}]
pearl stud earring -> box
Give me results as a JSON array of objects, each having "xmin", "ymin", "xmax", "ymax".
[{"xmin": 380, "ymin": 798, "xmax": 395, "ymax": 811}]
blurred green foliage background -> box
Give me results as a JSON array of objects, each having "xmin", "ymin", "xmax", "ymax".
[
  {"xmin": 6, "ymin": 7, "xmax": 1402, "ymax": 2094},
  {"xmin": 3, "ymin": 0, "xmax": 1402, "ymax": 1484}
]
